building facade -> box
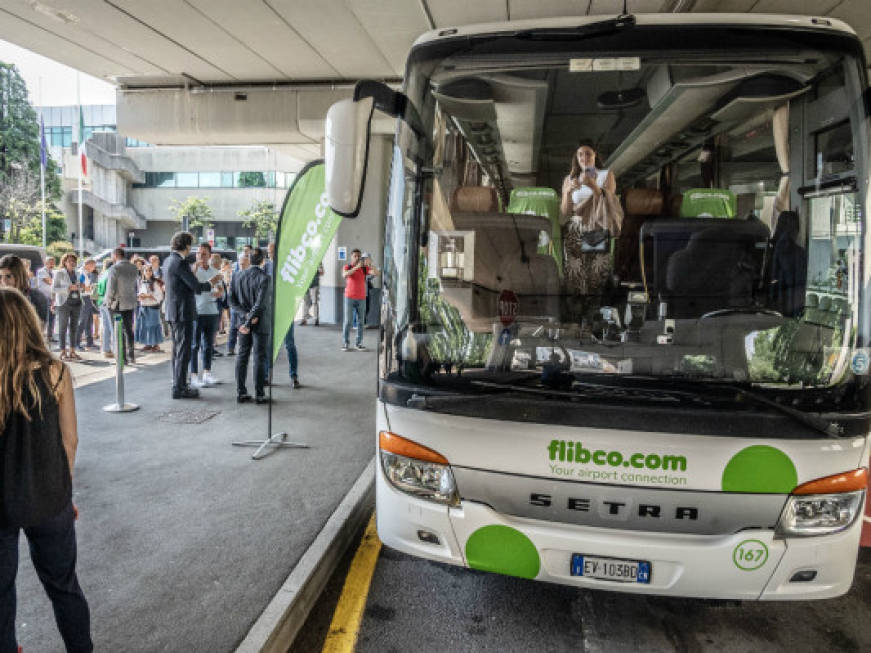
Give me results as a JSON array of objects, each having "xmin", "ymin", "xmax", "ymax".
[
  {"xmin": 37, "ymin": 104, "xmax": 300, "ymax": 251},
  {"xmin": 36, "ymin": 105, "xmax": 389, "ymax": 326}
]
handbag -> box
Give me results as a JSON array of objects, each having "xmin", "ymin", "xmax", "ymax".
[{"xmin": 580, "ymin": 228, "xmax": 610, "ymax": 251}]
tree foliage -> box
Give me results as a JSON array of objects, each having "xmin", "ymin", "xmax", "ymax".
[
  {"xmin": 238, "ymin": 200, "xmax": 278, "ymax": 240},
  {"xmin": 0, "ymin": 61, "xmax": 62, "ymax": 231},
  {"xmin": 418, "ymin": 257, "xmax": 492, "ymax": 373},
  {"xmin": 169, "ymin": 196, "xmax": 214, "ymax": 235},
  {"xmin": 1, "ymin": 62, "xmax": 64, "ymax": 243},
  {"xmin": 47, "ymin": 240, "xmax": 74, "ymax": 260},
  {"xmin": 237, "ymin": 171, "xmax": 266, "ymax": 188}
]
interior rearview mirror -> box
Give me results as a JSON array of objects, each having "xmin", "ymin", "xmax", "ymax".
[{"xmin": 325, "ymin": 96, "xmax": 375, "ymax": 218}]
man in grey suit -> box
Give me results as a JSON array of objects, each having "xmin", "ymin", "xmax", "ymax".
[
  {"xmin": 163, "ymin": 232, "xmax": 221, "ymax": 399},
  {"xmin": 104, "ymin": 247, "xmax": 139, "ymax": 364}
]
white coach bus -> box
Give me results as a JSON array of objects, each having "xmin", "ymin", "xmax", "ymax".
[{"xmin": 325, "ymin": 13, "xmax": 871, "ymax": 599}]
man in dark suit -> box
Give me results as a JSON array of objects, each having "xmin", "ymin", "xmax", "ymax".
[
  {"xmin": 229, "ymin": 246, "xmax": 271, "ymax": 404},
  {"xmin": 163, "ymin": 232, "xmax": 221, "ymax": 399}
]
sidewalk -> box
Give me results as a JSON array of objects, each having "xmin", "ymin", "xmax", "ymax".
[{"xmin": 16, "ymin": 324, "xmax": 378, "ymax": 652}]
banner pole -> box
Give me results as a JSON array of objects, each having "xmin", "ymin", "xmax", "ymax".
[
  {"xmin": 232, "ymin": 161, "xmax": 328, "ymax": 460},
  {"xmin": 103, "ymin": 314, "xmax": 139, "ymax": 413}
]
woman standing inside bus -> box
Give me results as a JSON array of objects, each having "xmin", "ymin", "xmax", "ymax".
[
  {"xmin": 0, "ymin": 288, "xmax": 93, "ymax": 653},
  {"xmin": 560, "ymin": 144, "xmax": 623, "ymax": 320}
]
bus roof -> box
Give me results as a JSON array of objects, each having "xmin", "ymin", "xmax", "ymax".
[{"xmin": 412, "ymin": 13, "xmax": 858, "ymax": 48}]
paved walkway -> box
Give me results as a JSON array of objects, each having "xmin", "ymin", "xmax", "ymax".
[{"xmin": 15, "ymin": 325, "xmax": 378, "ymax": 652}]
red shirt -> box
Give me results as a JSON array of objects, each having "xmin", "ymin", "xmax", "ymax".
[{"xmin": 343, "ymin": 264, "xmax": 371, "ymax": 299}]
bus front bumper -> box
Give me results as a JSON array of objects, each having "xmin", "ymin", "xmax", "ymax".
[{"xmin": 376, "ymin": 465, "xmax": 861, "ymax": 600}]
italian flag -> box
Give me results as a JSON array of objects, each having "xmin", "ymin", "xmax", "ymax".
[{"xmin": 78, "ymin": 106, "xmax": 87, "ymax": 176}]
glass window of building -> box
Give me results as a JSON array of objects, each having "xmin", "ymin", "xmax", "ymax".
[
  {"xmin": 176, "ymin": 172, "xmax": 198, "ymax": 187},
  {"xmin": 221, "ymin": 172, "xmax": 234, "ymax": 187},
  {"xmin": 144, "ymin": 172, "xmax": 175, "ymax": 187},
  {"xmin": 199, "ymin": 172, "xmax": 221, "ymax": 187}
]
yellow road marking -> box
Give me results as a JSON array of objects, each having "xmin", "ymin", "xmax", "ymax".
[{"xmin": 322, "ymin": 513, "xmax": 382, "ymax": 653}]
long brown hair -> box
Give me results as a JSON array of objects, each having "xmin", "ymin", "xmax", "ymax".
[
  {"xmin": 568, "ymin": 143, "xmax": 601, "ymax": 180},
  {"xmin": 0, "ymin": 288, "xmax": 61, "ymax": 431},
  {"xmin": 0, "ymin": 255, "xmax": 29, "ymax": 292}
]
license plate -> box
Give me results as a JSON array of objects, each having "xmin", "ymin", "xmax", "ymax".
[{"xmin": 570, "ymin": 554, "xmax": 651, "ymax": 584}]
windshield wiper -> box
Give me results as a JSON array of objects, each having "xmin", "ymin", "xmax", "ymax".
[
  {"xmin": 469, "ymin": 378, "xmax": 695, "ymax": 405},
  {"xmin": 514, "ymin": 15, "xmax": 635, "ymax": 41},
  {"xmin": 406, "ymin": 387, "xmax": 512, "ymax": 408},
  {"xmin": 726, "ymin": 384, "xmax": 844, "ymax": 438},
  {"xmin": 701, "ymin": 308, "xmax": 783, "ymax": 319},
  {"xmin": 471, "ymin": 376, "xmax": 844, "ymax": 437},
  {"xmin": 660, "ymin": 377, "xmax": 844, "ymax": 438}
]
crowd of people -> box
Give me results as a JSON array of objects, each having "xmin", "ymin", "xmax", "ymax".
[{"xmin": 0, "ymin": 232, "xmax": 338, "ymax": 405}]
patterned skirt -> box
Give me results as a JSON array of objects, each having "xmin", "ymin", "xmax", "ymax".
[{"xmin": 563, "ymin": 217, "xmax": 612, "ymax": 297}]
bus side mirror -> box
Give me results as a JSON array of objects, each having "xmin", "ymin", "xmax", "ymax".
[{"xmin": 325, "ymin": 96, "xmax": 375, "ymax": 218}]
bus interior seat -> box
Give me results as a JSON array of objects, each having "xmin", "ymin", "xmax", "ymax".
[
  {"xmin": 678, "ymin": 188, "xmax": 737, "ymax": 218},
  {"xmin": 440, "ymin": 212, "xmax": 561, "ymax": 330},
  {"xmin": 614, "ymin": 188, "xmax": 664, "ymax": 284},
  {"xmin": 451, "ymin": 186, "xmax": 498, "ymax": 213},
  {"xmin": 640, "ymin": 218, "xmax": 770, "ymax": 318}
]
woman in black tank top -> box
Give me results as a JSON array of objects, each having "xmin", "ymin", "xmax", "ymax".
[{"xmin": 0, "ymin": 288, "xmax": 93, "ymax": 653}]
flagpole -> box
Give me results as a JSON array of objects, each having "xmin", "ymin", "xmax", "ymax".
[
  {"xmin": 76, "ymin": 73, "xmax": 83, "ymax": 259},
  {"xmin": 39, "ymin": 77, "xmax": 46, "ymax": 248}
]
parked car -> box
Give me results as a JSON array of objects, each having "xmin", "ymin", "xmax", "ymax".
[{"xmin": 0, "ymin": 243, "xmax": 47, "ymax": 273}]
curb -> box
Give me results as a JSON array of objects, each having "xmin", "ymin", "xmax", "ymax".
[{"xmin": 234, "ymin": 457, "xmax": 376, "ymax": 653}]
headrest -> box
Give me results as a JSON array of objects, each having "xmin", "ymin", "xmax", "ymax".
[
  {"xmin": 624, "ymin": 188, "xmax": 663, "ymax": 216},
  {"xmin": 451, "ymin": 186, "xmax": 498, "ymax": 213},
  {"xmin": 679, "ymin": 188, "xmax": 737, "ymax": 219}
]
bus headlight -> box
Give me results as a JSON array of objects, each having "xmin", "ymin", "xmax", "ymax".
[
  {"xmin": 776, "ymin": 468, "xmax": 867, "ymax": 537},
  {"xmin": 380, "ymin": 451, "xmax": 459, "ymax": 505},
  {"xmin": 379, "ymin": 431, "xmax": 459, "ymax": 506},
  {"xmin": 776, "ymin": 491, "xmax": 864, "ymax": 537}
]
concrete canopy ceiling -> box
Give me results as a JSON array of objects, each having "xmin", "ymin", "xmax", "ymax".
[
  {"xmin": 1, "ymin": 0, "xmax": 868, "ymax": 88},
  {"xmin": 1, "ymin": 0, "xmax": 867, "ymax": 156}
]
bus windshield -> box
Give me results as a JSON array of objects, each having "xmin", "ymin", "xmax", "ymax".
[{"xmin": 381, "ymin": 26, "xmax": 870, "ymax": 413}]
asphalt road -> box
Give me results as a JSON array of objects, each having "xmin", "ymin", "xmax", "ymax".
[
  {"xmin": 14, "ymin": 324, "xmax": 377, "ymax": 652},
  {"xmin": 351, "ymin": 545, "xmax": 871, "ymax": 652}
]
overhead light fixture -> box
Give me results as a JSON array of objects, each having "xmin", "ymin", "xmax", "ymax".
[{"xmin": 27, "ymin": 1, "xmax": 79, "ymax": 24}]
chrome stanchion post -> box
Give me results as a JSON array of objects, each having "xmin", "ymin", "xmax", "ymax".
[{"xmin": 103, "ymin": 313, "xmax": 139, "ymax": 413}]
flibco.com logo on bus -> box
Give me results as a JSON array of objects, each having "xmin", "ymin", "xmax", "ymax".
[{"xmin": 548, "ymin": 440, "xmax": 688, "ymax": 472}]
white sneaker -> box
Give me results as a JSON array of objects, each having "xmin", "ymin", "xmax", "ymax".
[
  {"xmin": 190, "ymin": 375, "xmax": 203, "ymax": 388},
  {"xmin": 202, "ymin": 372, "xmax": 220, "ymax": 386},
  {"xmin": 355, "ymin": 344, "xmax": 367, "ymax": 351},
  {"xmin": 341, "ymin": 344, "xmax": 350, "ymax": 351}
]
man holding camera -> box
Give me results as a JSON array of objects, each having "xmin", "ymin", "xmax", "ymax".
[{"xmin": 341, "ymin": 248, "xmax": 378, "ymax": 351}]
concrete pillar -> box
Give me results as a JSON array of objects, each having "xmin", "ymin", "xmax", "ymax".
[{"xmin": 319, "ymin": 135, "xmax": 391, "ymax": 327}]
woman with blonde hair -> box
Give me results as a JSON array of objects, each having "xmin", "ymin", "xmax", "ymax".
[{"xmin": 0, "ymin": 288, "xmax": 93, "ymax": 653}]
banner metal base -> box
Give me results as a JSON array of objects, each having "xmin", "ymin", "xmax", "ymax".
[
  {"xmin": 103, "ymin": 402, "xmax": 140, "ymax": 413},
  {"xmin": 232, "ymin": 431, "xmax": 309, "ymax": 460}
]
